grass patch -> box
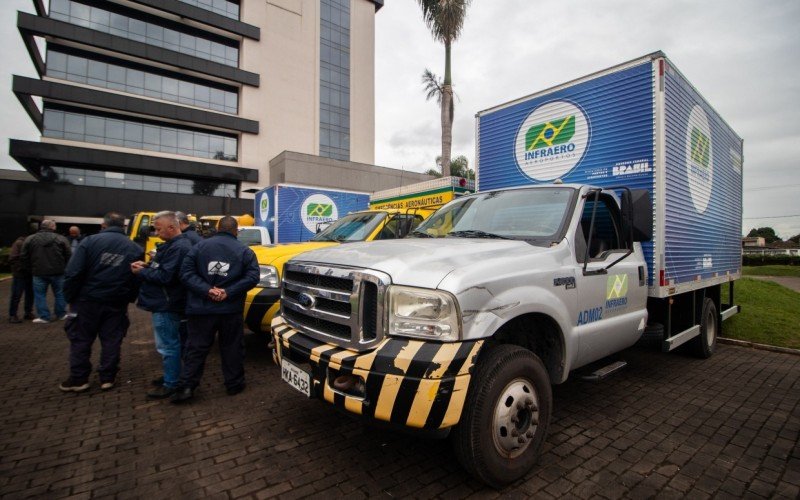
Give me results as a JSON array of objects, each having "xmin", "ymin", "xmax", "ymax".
[
  {"xmin": 722, "ymin": 277, "xmax": 800, "ymax": 349},
  {"xmin": 743, "ymin": 265, "xmax": 800, "ymax": 277}
]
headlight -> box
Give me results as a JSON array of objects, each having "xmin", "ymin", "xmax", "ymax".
[
  {"xmin": 258, "ymin": 265, "xmax": 280, "ymax": 288},
  {"xmin": 388, "ymin": 286, "xmax": 461, "ymax": 341}
]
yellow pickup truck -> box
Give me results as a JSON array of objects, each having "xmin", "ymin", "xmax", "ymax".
[{"xmin": 243, "ymin": 176, "xmax": 474, "ymax": 334}]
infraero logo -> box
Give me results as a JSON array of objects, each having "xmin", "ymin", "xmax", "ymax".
[
  {"xmin": 259, "ymin": 193, "xmax": 269, "ymax": 222},
  {"xmin": 690, "ymin": 127, "xmax": 711, "ymax": 169},
  {"xmin": 301, "ymin": 194, "xmax": 338, "ymax": 233},
  {"xmin": 605, "ymin": 274, "xmax": 628, "ymax": 310},
  {"xmin": 685, "ymin": 105, "xmax": 713, "ymax": 213},
  {"xmin": 515, "ymin": 101, "xmax": 589, "ymax": 182},
  {"xmin": 307, "ymin": 203, "xmax": 333, "ymax": 217}
]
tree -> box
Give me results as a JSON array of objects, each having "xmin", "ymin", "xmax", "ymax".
[
  {"xmin": 426, "ymin": 154, "xmax": 474, "ymax": 179},
  {"xmin": 417, "ymin": 0, "xmax": 471, "ymax": 177},
  {"xmin": 746, "ymin": 227, "xmax": 781, "ymax": 244},
  {"xmin": 788, "ymin": 233, "xmax": 800, "ymax": 244}
]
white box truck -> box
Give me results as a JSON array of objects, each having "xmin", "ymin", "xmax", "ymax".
[{"xmin": 270, "ymin": 52, "xmax": 743, "ymax": 486}]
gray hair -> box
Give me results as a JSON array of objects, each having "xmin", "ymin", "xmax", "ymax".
[
  {"xmin": 175, "ymin": 211, "xmax": 191, "ymax": 224},
  {"xmin": 153, "ymin": 211, "xmax": 179, "ymax": 227},
  {"xmin": 40, "ymin": 219, "xmax": 56, "ymax": 230}
]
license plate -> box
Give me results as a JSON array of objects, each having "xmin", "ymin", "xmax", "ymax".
[{"xmin": 281, "ymin": 359, "xmax": 311, "ymax": 397}]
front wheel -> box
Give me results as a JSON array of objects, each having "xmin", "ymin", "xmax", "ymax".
[{"xmin": 451, "ymin": 344, "xmax": 552, "ymax": 488}]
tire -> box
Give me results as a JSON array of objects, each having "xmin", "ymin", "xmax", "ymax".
[
  {"xmin": 690, "ymin": 298, "xmax": 717, "ymax": 358},
  {"xmin": 451, "ymin": 344, "xmax": 552, "ymax": 488}
]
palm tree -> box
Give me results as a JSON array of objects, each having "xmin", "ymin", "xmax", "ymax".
[{"xmin": 417, "ymin": 0, "xmax": 471, "ymax": 177}]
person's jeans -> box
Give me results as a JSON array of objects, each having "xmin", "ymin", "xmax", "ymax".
[
  {"xmin": 9, "ymin": 273, "xmax": 33, "ymax": 317},
  {"xmin": 32, "ymin": 275, "xmax": 66, "ymax": 321},
  {"xmin": 152, "ymin": 312, "xmax": 182, "ymax": 388}
]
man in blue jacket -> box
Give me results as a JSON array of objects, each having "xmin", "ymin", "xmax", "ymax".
[
  {"xmin": 131, "ymin": 211, "xmax": 193, "ymax": 399},
  {"xmin": 61, "ymin": 212, "xmax": 143, "ymax": 392},
  {"xmin": 171, "ymin": 216, "xmax": 259, "ymax": 403}
]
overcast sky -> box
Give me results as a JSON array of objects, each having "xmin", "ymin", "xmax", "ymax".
[{"xmin": 1, "ymin": 1, "xmax": 798, "ymax": 238}]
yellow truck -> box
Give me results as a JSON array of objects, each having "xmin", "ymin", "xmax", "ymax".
[{"xmin": 243, "ymin": 177, "xmax": 474, "ymax": 334}]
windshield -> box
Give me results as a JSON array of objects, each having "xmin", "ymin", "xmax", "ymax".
[
  {"xmin": 311, "ymin": 212, "xmax": 388, "ymax": 242},
  {"xmin": 413, "ymin": 187, "xmax": 576, "ymax": 244},
  {"xmin": 237, "ymin": 228, "xmax": 262, "ymax": 246}
]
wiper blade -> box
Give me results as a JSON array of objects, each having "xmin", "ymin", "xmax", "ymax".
[
  {"xmin": 447, "ymin": 230, "xmax": 512, "ymax": 240},
  {"xmin": 411, "ymin": 229, "xmax": 433, "ymax": 238}
]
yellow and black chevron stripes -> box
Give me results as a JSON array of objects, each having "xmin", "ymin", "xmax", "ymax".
[
  {"xmin": 244, "ymin": 287, "xmax": 281, "ymax": 333},
  {"xmin": 271, "ymin": 316, "xmax": 483, "ymax": 429}
]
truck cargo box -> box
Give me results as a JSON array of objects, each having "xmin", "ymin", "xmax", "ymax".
[
  {"xmin": 254, "ymin": 184, "xmax": 369, "ymax": 243},
  {"xmin": 476, "ymin": 51, "xmax": 743, "ymax": 298}
]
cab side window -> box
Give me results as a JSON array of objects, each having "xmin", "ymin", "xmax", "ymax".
[
  {"xmin": 575, "ymin": 194, "xmax": 623, "ymax": 262},
  {"xmin": 375, "ymin": 215, "xmax": 424, "ymax": 240}
]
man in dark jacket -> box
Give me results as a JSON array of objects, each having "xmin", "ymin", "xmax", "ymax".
[
  {"xmin": 176, "ymin": 212, "xmax": 202, "ymax": 245},
  {"xmin": 7, "ymin": 234, "xmax": 34, "ymax": 323},
  {"xmin": 175, "ymin": 211, "xmax": 201, "ymax": 351},
  {"xmin": 131, "ymin": 211, "xmax": 192, "ymax": 399},
  {"xmin": 22, "ymin": 220, "xmax": 71, "ymax": 323},
  {"xmin": 60, "ymin": 212, "xmax": 143, "ymax": 392},
  {"xmin": 171, "ymin": 216, "xmax": 259, "ymax": 403}
]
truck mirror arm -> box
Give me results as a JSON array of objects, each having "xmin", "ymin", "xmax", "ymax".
[{"xmin": 581, "ymin": 189, "xmax": 601, "ymax": 276}]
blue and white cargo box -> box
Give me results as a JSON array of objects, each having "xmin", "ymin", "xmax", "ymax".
[
  {"xmin": 254, "ymin": 184, "xmax": 370, "ymax": 243},
  {"xmin": 476, "ymin": 51, "xmax": 743, "ymax": 298}
]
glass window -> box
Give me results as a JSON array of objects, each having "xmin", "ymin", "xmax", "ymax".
[
  {"xmin": 54, "ymin": 0, "xmax": 238, "ymax": 66},
  {"xmin": 67, "ymin": 54, "xmax": 88, "ymax": 80},
  {"xmin": 85, "ymin": 115, "xmax": 105, "ymax": 139},
  {"xmin": 43, "ymin": 115, "xmax": 63, "ymax": 139},
  {"xmin": 47, "ymin": 51, "xmax": 67, "ymax": 74}
]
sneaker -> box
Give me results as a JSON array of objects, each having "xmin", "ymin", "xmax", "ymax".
[
  {"xmin": 100, "ymin": 380, "xmax": 115, "ymax": 391},
  {"xmin": 151, "ymin": 376, "xmax": 164, "ymax": 387},
  {"xmin": 32, "ymin": 318, "xmax": 50, "ymax": 324},
  {"xmin": 9, "ymin": 316, "xmax": 21, "ymax": 324},
  {"xmin": 23, "ymin": 313, "xmax": 34, "ymax": 320},
  {"xmin": 147, "ymin": 385, "xmax": 176, "ymax": 399},
  {"xmin": 59, "ymin": 378, "xmax": 90, "ymax": 393}
]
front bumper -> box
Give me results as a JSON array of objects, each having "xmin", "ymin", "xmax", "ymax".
[
  {"xmin": 271, "ymin": 315, "xmax": 483, "ymax": 430},
  {"xmin": 244, "ymin": 287, "xmax": 281, "ymax": 334}
]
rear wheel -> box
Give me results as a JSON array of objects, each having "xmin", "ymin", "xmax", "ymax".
[
  {"xmin": 690, "ymin": 298, "xmax": 717, "ymax": 358},
  {"xmin": 452, "ymin": 344, "xmax": 552, "ymax": 488}
]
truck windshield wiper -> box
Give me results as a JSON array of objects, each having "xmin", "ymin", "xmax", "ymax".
[
  {"xmin": 447, "ymin": 230, "xmax": 512, "ymax": 240},
  {"xmin": 411, "ymin": 229, "xmax": 434, "ymax": 238}
]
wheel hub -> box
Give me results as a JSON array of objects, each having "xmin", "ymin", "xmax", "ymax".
[{"xmin": 492, "ymin": 378, "xmax": 539, "ymax": 458}]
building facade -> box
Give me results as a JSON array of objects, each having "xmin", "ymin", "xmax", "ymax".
[{"xmin": 4, "ymin": 0, "xmax": 430, "ymax": 243}]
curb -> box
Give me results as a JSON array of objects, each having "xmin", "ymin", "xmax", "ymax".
[{"xmin": 718, "ymin": 337, "xmax": 800, "ymax": 356}]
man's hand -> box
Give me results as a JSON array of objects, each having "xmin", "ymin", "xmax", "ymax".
[
  {"xmin": 208, "ymin": 287, "xmax": 227, "ymax": 302},
  {"xmin": 130, "ymin": 261, "xmax": 147, "ymax": 274}
]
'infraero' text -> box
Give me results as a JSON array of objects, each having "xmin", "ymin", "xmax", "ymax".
[{"xmin": 525, "ymin": 143, "xmax": 575, "ymax": 161}]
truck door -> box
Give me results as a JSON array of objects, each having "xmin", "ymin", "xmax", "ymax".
[{"xmin": 573, "ymin": 192, "xmax": 647, "ymax": 366}]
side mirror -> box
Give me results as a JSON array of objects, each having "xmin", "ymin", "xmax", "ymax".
[
  {"xmin": 622, "ymin": 189, "xmax": 653, "ymax": 242},
  {"xmin": 136, "ymin": 225, "xmax": 149, "ymax": 242}
]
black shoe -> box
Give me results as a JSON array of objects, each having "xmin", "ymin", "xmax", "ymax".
[
  {"xmin": 23, "ymin": 313, "xmax": 34, "ymax": 320},
  {"xmin": 151, "ymin": 376, "xmax": 164, "ymax": 387},
  {"xmin": 147, "ymin": 385, "xmax": 176, "ymax": 399},
  {"xmin": 59, "ymin": 378, "xmax": 90, "ymax": 393},
  {"xmin": 9, "ymin": 316, "xmax": 21, "ymax": 324},
  {"xmin": 170, "ymin": 387, "xmax": 194, "ymax": 404},
  {"xmin": 226, "ymin": 383, "xmax": 245, "ymax": 396}
]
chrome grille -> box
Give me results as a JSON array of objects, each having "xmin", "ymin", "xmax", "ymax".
[{"xmin": 281, "ymin": 262, "xmax": 390, "ymax": 351}]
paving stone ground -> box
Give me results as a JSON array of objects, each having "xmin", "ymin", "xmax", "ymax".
[{"xmin": 0, "ymin": 278, "xmax": 798, "ymax": 499}]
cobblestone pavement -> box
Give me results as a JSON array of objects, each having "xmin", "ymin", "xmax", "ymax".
[{"xmin": 1, "ymin": 278, "xmax": 799, "ymax": 499}]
